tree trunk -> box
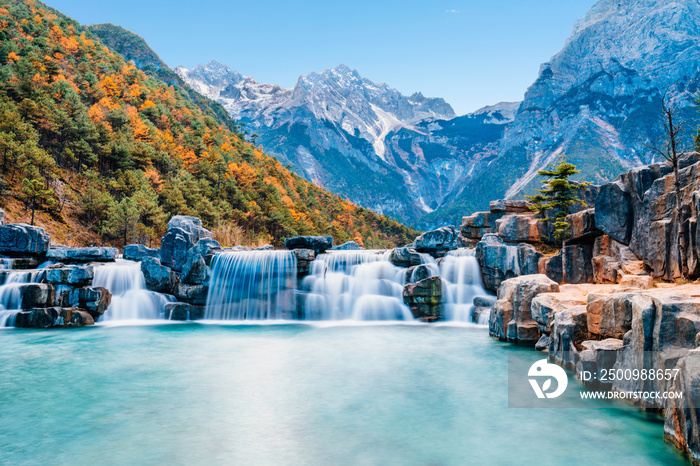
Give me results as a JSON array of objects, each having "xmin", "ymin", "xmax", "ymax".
[{"xmin": 675, "ymin": 161, "xmax": 688, "ymax": 277}]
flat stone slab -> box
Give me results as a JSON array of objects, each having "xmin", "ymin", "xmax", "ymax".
[{"xmin": 47, "ymin": 247, "xmax": 118, "ymax": 263}]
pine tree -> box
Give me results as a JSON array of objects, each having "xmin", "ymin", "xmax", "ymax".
[
  {"xmin": 526, "ymin": 155, "xmax": 591, "ymax": 245},
  {"xmin": 21, "ymin": 178, "xmax": 55, "ymax": 225}
]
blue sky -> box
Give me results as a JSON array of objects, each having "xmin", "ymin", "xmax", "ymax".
[{"xmin": 47, "ymin": 0, "xmax": 597, "ymax": 114}]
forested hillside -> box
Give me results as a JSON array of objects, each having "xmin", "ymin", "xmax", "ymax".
[{"xmin": 0, "ymin": 0, "xmax": 417, "ymax": 248}]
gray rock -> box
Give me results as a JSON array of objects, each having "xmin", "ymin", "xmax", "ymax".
[
  {"xmin": 473, "ymin": 295, "xmax": 497, "ymax": 308},
  {"xmin": 174, "ymin": 283, "xmax": 209, "ymax": 305},
  {"xmin": 389, "ymin": 247, "xmax": 422, "ymax": 268},
  {"xmin": 164, "ymin": 303, "xmax": 204, "ymax": 321},
  {"xmin": 14, "ymin": 307, "xmax": 94, "ymax": 328},
  {"xmin": 182, "ymin": 253, "xmax": 208, "ymax": 285},
  {"xmin": 549, "ymin": 305, "xmax": 588, "ymax": 369},
  {"xmin": 285, "ymin": 236, "xmax": 334, "ymax": 254},
  {"xmin": 45, "ymin": 265, "xmax": 94, "ymax": 286},
  {"xmin": 664, "ymin": 349, "xmax": 700, "ymax": 458},
  {"xmin": 0, "ymin": 224, "xmax": 50, "ymax": 256},
  {"xmin": 167, "ymin": 216, "xmax": 213, "ymax": 242},
  {"xmin": 46, "ymin": 247, "xmax": 118, "ymax": 263},
  {"xmin": 544, "ymin": 251, "xmax": 563, "ymax": 283},
  {"xmin": 187, "ymin": 238, "xmax": 222, "ymax": 265},
  {"xmin": 563, "ymin": 243, "xmax": 594, "ymax": 284},
  {"xmin": 595, "ymin": 180, "xmax": 632, "ymax": 244},
  {"xmin": 495, "ymin": 214, "xmax": 543, "ymax": 243},
  {"xmin": 577, "ymin": 338, "xmax": 624, "ymax": 387},
  {"xmin": 488, "ymin": 274, "xmax": 559, "ymax": 344},
  {"xmin": 406, "ymin": 264, "xmax": 433, "ymax": 284},
  {"xmin": 77, "ymin": 287, "xmax": 111, "ymax": 318},
  {"xmin": 160, "ymin": 227, "xmax": 194, "ymax": 272},
  {"xmin": 413, "ymin": 226, "xmax": 459, "ymax": 255},
  {"xmin": 475, "ymin": 234, "xmax": 543, "ymax": 292},
  {"xmin": 403, "ymin": 276, "xmax": 444, "ymax": 321},
  {"xmin": 489, "ymin": 199, "xmax": 531, "ymax": 213},
  {"xmin": 566, "ymin": 208, "xmax": 600, "ymax": 241},
  {"xmin": 123, "ymin": 244, "xmax": 160, "ymax": 262},
  {"xmin": 535, "ymin": 335, "xmax": 550, "ymax": 351},
  {"xmin": 331, "ymin": 241, "xmax": 363, "ymax": 250},
  {"xmin": 10, "ymin": 283, "xmax": 54, "ymax": 309},
  {"xmin": 141, "ymin": 257, "xmax": 175, "ymax": 293}
]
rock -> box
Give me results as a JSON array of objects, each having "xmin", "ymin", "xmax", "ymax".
[
  {"xmin": 566, "ymin": 208, "xmax": 600, "ymax": 241},
  {"xmin": 123, "ymin": 244, "xmax": 160, "ymax": 262},
  {"xmin": 531, "ymin": 292, "xmax": 587, "ymax": 331},
  {"xmin": 549, "ymin": 305, "xmax": 588, "ymax": 369},
  {"xmin": 563, "ymin": 243, "xmax": 594, "ymax": 284},
  {"xmin": 292, "ymin": 248, "xmax": 316, "ymax": 277},
  {"xmin": 475, "ymin": 234, "xmax": 543, "ymax": 292},
  {"xmin": 77, "ymin": 287, "xmax": 111, "ymax": 318},
  {"xmin": 331, "ymin": 241, "xmax": 363, "ymax": 250},
  {"xmin": 174, "ymin": 283, "xmax": 209, "ymax": 305},
  {"xmin": 488, "ymin": 274, "xmax": 559, "ymax": 344},
  {"xmin": 182, "ymin": 253, "xmax": 208, "ymax": 285},
  {"xmin": 587, "ymin": 293, "xmax": 636, "ymax": 338},
  {"xmin": 473, "ymin": 295, "xmax": 497, "ymax": 308},
  {"xmin": 187, "ymin": 238, "xmax": 222, "ymax": 265},
  {"xmin": 618, "ymin": 274, "xmax": 653, "ymax": 290},
  {"xmin": 403, "ymin": 276, "xmax": 444, "ymax": 320},
  {"xmin": 389, "ymin": 247, "xmax": 422, "ymax": 268},
  {"xmin": 164, "ymin": 303, "xmax": 204, "ymax": 321},
  {"xmin": 45, "ymin": 265, "xmax": 94, "ymax": 286},
  {"xmin": 495, "ymin": 213, "xmax": 542, "ymax": 243},
  {"xmin": 167, "ymin": 216, "xmax": 213, "ymax": 242},
  {"xmin": 461, "ymin": 211, "xmax": 506, "ymax": 241},
  {"xmin": 535, "ymin": 335, "xmax": 550, "ymax": 351},
  {"xmin": 160, "ymin": 227, "xmax": 194, "ymax": 272},
  {"xmin": 577, "ymin": 338, "xmax": 624, "ymax": 387},
  {"xmin": 14, "ymin": 307, "xmax": 94, "ymax": 328},
  {"xmin": 664, "ymin": 349, "xmax": 700, "ymax": 460},
  {"xmin": 46, "ymin": 247, "xmax": 118, "ymax": 263},
  {"xmin": 592, "ymin": 235, "xmax": 647, "ymax": 284},
  {"xmin": 650, "ymin": 294, "xmax": 700, "ymax": 351},
  {"xmin": 0, "ymin": 224, "xmax": 50, "ymax": 256},
  {"xmin": 413, "ymin": 226, "xmax": 459, "ymax": 256},
  {"xmin": 285, "ymin": 236, "xmax": 334, "ymax": 254},
  {"xmin": 9, "ymin": 283, "xmax": 54, "ymax": 309},
  {"xmin": 595, "ymin": 179, "xmax": 632, "ymax": 244},
  {"xmin": 0, "ymin": 208, "xmax": 4, "ymax": 225},
  {"xmin": 543, "ymin": 251, "xmax": 563, "ymax": 283},
  {"xmin": 489, "ymin": 199, "xmax": 531, "ymax": 213},
  {"xmin": 141, "ymin": 257, "xmax": 175, "ymax": 293},
  {"xmin": 406, "ymin": 264, "xmax": 433, "ymax": 284}
]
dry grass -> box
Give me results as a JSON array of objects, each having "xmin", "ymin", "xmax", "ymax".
[{"xmin": 211, "ymin": 222, "xmax": 271, "ymax": 248}]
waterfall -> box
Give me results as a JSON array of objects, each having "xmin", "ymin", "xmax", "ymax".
[
  {"xmin": 302, "ymin": 250, "xmax": 413, "ymax": 321},
  {"xmin": 94, "ymin": 260, "xmax": 173, "ymax": 321},
  {"xmin": 205, "ymin": 251, "xmax": 298, "ymax": 320},
  {"xmin": 440, "ymin": 249, "xmax": 491, "ymax": 323},
  {"xmin": 0, "ymin": 270, "xmax": 42, "ymax": 327}
]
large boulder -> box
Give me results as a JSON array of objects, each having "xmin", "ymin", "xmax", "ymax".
[
  {"xmin": 548, "ymin": 305, "xmax": 588, "ymax": 369},
  {"xmin": 45, "ymin": 265, "xmax": 94, "ymax": 286},
  {"xmin": 7, "ymin": 283, "xmax": 54, "ymax": 309},
  {"xmin": 285, "ymin": 236, "xmax": 333, "ymax": 254},
  {"xmin": 46, "ymin": 247, "xmax": 118, "ymax": 263},
  {"xmin": 475, "ymin": 234, "xmax": 543, "ymax": 292},
  {"xmin": 77, "ymin": 287, "xmax": 111, "ymax": 319},
  {"xmin": 14, "ymin": 307, "xmax": 94, "ymax": 328},
  {"xmin": 566, "ymin": 208, "xmax": 601, "ymax": 242},
  {"xmin": 488, "ymin": 274, "xmax": 559, "ymax": 344},
  {"xmin": 595, "ymin": 180, "xmax": 632, "ymax": 244},
  {"xmin": 174, "ymin": 283, "xmax": 209, "ymax": 305},
  {"xmin": 413, "ymin": 226, "xmax": 459, "ymax": 256},
  {"xmin": 164, "ymin": 302, "xmax": 204, "ymax": 321},
  {"xmin": 331, "ymin": 241, "xmax": 363, "ymax": 251},
  {"xmin": 141, "ymin": 257, "xmax": 175, "ymax": 293},
  {"xmin": 403, "ymin": 276, "xmax": 444, "ymax": 321},
  {"xmin": 292, "ymin": 248, "xmax": 316, "ymax": 277},
  {"xmin": 664, "ymin": 350, "xmax": 700, "ymax": 460},
  {"xmin": 161, "ymin": 216, "xmax": 213, "ymax": 272},
  {"xmin": 592, "ymin": 235, "xmax": 647, "ymax": 284},
  {"xmin": 495, "ymin": 214, "xmax": 542, "ymax": 243},
  {"xmin": 489, "ymin": 199, "xmax": 531, "ymax": 213},
  {"xmin": 0, "ymin": 224, "xmax": 50, "ymax": 256},
  {"xmin": 563, "ymin": 243, "xmax": 594, "ymax": 284},
  {"xmin": 182, "ymin": 253, "xmax": 208, "ymax": 285},
  {"xmin": 389, "ymin": 247, "xmax": 422, "ymax": 268},
  {"xmin": 123, "ymin": 244, "xmax": 160, "ymax": 262}
]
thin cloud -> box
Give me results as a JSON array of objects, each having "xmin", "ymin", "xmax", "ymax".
[{"xmin": 445, "ymin": 9, "xmax": 460, "ymax": 14}]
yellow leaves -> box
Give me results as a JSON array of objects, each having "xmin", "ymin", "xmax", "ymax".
[
  {"xmin": 33, "ymin": 14, "xmax": 42, "ymax": 24},
  {"xmin": 7, "ymin": 51, "xmax": 19, "ymax": 62},
  {"xmin": 87, "ymin": 103, "xmax": 105, "ymax": 122},
  {"xmin": 140, "ymin": 99, "xmax": 156, "ymax": 110},
  {"xmin": 227, "ymin": 162, "xmax": 258, "ymax": 188},
  {"xmin": 101, "ymin": 76, "xmax": 120, "ymax": 98},
  {"xmin": 60, "ymin": 35, "xmax": 80, "ymax": 55},
  {"xmin": 144, "ymin": 167, "xmax": 163, "ymax": 192}
]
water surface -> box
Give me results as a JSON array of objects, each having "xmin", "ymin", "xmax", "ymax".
[{"xmin": 0, "ymin": 324, "xmax": 687, "ymax": 465}]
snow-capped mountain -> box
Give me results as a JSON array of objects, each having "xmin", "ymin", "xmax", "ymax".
[
  {"xmin": 432, "ymin": 0, "xmax": 700, "ymax": 223},
  {"xmin": 176, "ymin": 62, "xmax": 473, "ymax": 222},
  {"xmin": 177, "ymin": 0, "xmax": 700, "ymax": 227}
]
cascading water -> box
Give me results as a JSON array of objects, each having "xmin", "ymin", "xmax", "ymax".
[
  {"xmin": 0, "ymin": 270, "xmax": 42, "ymax": 327},
  {"xmin": 94, "ymin": 260, "xmax": 173, "ymax": 321},
  {"xmin": 440, "ymin": 249, "xmax": 491, "ymax": 323},
  {"xmin": 205, "ymin": 251, "xmax": 298, "ymax": 320},
  {"xmin": 302, "ymin": 250, "xmax": 413, "ymax": 321}
]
